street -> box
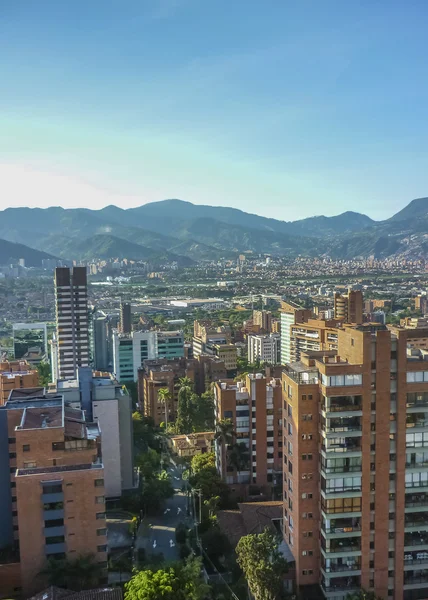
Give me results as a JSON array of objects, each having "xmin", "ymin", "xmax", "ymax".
[{"xmin": 136, "ymin": 460, "xmax": 188, "ymax": 561}]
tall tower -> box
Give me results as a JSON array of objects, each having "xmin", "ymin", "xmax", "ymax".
[
  {"xmin": 54, "ymin": 267, "xmax": 89, "ymax": 379},
  {"xmin": 120, "ymin": 302, "xmax": 132, "ymax": 334}
]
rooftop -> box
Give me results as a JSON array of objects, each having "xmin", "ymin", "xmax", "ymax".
[{"xmin": 20, "ymin": 406, "xmax": 63, "ymax": 429}]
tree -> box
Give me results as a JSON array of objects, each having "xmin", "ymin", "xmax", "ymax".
[
  {"xmin": 37, "ymin": 361, "xmax": 51, "ymax": 387},
  {"xmin": 141, "ymin": 470, "xmax": 174, "ymax": 514},
  {"xmin": 204, "ymin": 495, "xmax": 220, "ymax": 518},
  {"xmin": 136, "ymin": 448, "xmax": 161, "ymax": 479},
  {"xmin": 175, "ymin": 378, "xmax": 195, "ymax": 434},
  {"xmin": 236, "ymin": 529, "xmax": 288, "ymax": 600},
  {"xmin": 157, "ymin": 387, "xmax": 172, "ymax": 430},
  {"xmin": 189, "ymin": 453, "xmax": 229, "ymax": 503},
  {"xmin": 124, "ymin": 556, "xmax": 209, "ymax": 600},
  {"xmin": 346, "ymin": 593, "xmax": 383, "ymax": 600},
  {"xmin": 200, "ymin": 527, "xmax": 231, "ymax": 565},
  {"xmin": 191, "ymin": 451, "xmax": 216, "ymax": 476},
  {"xmin": 193, "ymin": 391, "xmax": 215, "ymax": 432},
  {"xmin": 227, "ymin": 442, "xmax": 250, "ymax": 473},
  {"xmin": 39, "ymin": 554, "xmax": 103, "ymax": 591},
  {"xmin": 214, "ymin": 419, "xmax": 234, "ymax": 446}
]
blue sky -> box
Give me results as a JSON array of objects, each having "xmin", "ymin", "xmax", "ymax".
[{"xmin": 0, "ymin": 0, "xmax": 427, "ymax": 220}]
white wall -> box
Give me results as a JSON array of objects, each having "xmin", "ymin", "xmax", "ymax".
[{"xmin": 93, "ymin": 398, "xmax": 122, "ymax": 498}]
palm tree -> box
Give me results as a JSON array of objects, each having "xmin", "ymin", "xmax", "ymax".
[
  {"xmin": 176, "ymin": 376, "xmax": 194, "ymax": 392},
  {"xmin": 227, "ymin": 442, "xmax": 250, "ymax": 475},
  {"xmin": 214, "ymin": 419, "xmax": 234, "ymax": 446},
  {"xmin": 158, "ymin": 387, "xmax": 171, "ymax": 430}
]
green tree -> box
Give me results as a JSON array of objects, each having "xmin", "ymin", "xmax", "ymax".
[
  {"xmin": 189, "ymin": 453, "xmax": 229, "ymax": 502},
  {"xmin": 193, "ymin": 390, "xmax": 215, "ymax": 431},
  {"xmin": 124, "ymin": 556, "xmax": 209, "ymax": 600},
  {"xmin": 136, "ymin": 448, "xmax": 161, "ymax": 479},
  {"xmin": 204, "ymin": 495, "xmax": 220, "ymax": 518},
  {"xmin": 175, "ymin": 377, "xmax": 195, "ymax": 434},
  {"xmin": 141, "ymin": 471, "xmax": 174, "ymax": 514},
  {"xmin": 39, "ymin": 554, "xmax": 103, "ymax": 591},
  {"xmin": 214, "ymin": 419, "xmax": 234, "ymax": 446},
  {"xmin": 346, "ymin": 592, "xmax": 383, "ymax": 600},
  {"xmin": 227, "ymin": 442, "xmax": 250, "ymax": 473},
  {"xmin": 200, "ymin": 527, "xmax": 231, "ymax": 565},
  {"xmin": 37, "ymin": 361, "xmax": 51, "ymax": 387},
  {"xmin": 236, "ymin": 529, "xmax": 288, "ymax": 600},
  {"xmin": 157, "ymin": 387, "xmax": 172, "ymax": 430}
]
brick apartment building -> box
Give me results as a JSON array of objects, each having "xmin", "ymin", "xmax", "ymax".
[
  {"xmin": 281, "ymin": 322, "xmax": 428, "ymax": 600},
  {"xmin": 0, "ymin": 390, "xmax": 107, "ymax": 597},
  {"xmin": 0, "ymin": 360, "xmax": 39, "ymax": 404},
  {"xmin": 214, "ymin": 374, "xmax": 282, "ymax": 500}
]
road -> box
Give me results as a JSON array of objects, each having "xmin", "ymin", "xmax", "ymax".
[{"xmin": 136, "ymin": 460, "xmax": 188, "ymax": 561}]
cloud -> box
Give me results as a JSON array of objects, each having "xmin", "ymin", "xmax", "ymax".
[{"xmin": 0, "ymin": 163, "xmax": 148, "ymax": 210}]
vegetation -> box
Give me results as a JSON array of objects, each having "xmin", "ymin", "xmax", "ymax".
[
  {"xmin": 39, "ymin": 554, "xmax": 104, "ymax": 590},
  {"xmin": 157, "ymin": 387, "xmax": 171, "ymax": 429},
  {"xmin": 189, "ymin": 452, "xmax": 229, "ymax": 505},
  {"xmin": 174, "ymin": 378, "xmax": 215, "ymax": 434},
  {"xmin": 236, "ymin": 529, "xmax": 288, "ymax": 600},
  {"xmin": 37, "ymin": 361, "xmax": 51, "ymax": 387},
  {"xmin": 124, "ymin": 556, "xmax": 210, "ymax": 600},
  {"xmin": 346, "ymin": 592, "xmax": 383, "ymax": 600}
]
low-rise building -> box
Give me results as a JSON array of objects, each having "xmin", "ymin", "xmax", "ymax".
[
  {"xmin": 170, "ymin": 432, "xmax": 214, "ymax": 457},
  {"xmin": 0, "ymin": 360, "xmax": 39, "ymax": 405}
]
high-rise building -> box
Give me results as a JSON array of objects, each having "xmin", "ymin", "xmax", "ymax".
[
  {"xmin": 253, "ymin": 310, "xmax": 273, "ymax": 332},
  {"xmin": 248, "ymin": 333, "xmax": 281, "ymax": 365},
  {"xmin": 0, "ymin": 360, "xmax": 39, "ymax": 405},
  {"xmin": 120, "ymin": 302, "xmax": 132, "ymax": 334},
  {"xmin": 91, "ymin": 313, "xmax": 109, "ymax": 371},
  {"xmin": 281, "ymin": 322, "xmax": 428, "ymax": 600},
  {"xmin": 214, "ymin": 374, "xmax": 282, "ymax": 499},
  {"xmin": 334, "ymin": 289, "xmax": 363, "ymax": 324},
  {"xmin": 0, "ymin": 390, "xmax": 107, "ymax": 597},
  {"xmin": 112, "ymin": 330, "xmax": 184, "ymax": 382},
  {"xmin": 54, "ymin": 267, "xmax": 89, "ymax": 380},
  {"xmin": 54, "ymin": 368, "xmax": 134, "ymax": 498},
  {"xmin": 280, "ymin": 302, "xmax": 313, "ymax": 365}
]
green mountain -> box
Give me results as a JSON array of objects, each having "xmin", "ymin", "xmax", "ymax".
[{"xmin": 0, "ymin": 238, "xmax": 56, "ymax": 267}]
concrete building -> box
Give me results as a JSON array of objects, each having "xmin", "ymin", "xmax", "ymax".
[
  {"xmin": 214, "ymin": 374, "xmax": 282, "ymax": 499},
  {"xmin": 212, "ymin": 344, "xmax": 238, "ymax": 374},
  {"xmin": 280, "ymin": 302, "xmax": 312, "ymax": 364},
  {"xmin": 289, "ymin": 319, "xmax": 342, "ymax": 363},
  {"xmin": 0, "ymin": 360, "xmax": 39, "ymax": 405},
  {"xmin": 281, "ymin": 322, "xmax": 428, "ymax": 600},
  {"xmin": 192, "ymin": 321, "xmax": 232, "ymax": 358},
  {"xmin": 0, "ymin": 391, "xmax": 107, "ymax": 597},
  {"xmin": 139, "ymin": 355, "xmax": 227, "ymax": 425},
  {"xmin": 334, "ymin": 289, "xmax": 363, "ymax": 324},
  {"xmin": 12, "ymin": 322, "xmax": 48, "ymax": 363},
  {"xmin": 120, "ymin": 302, "xmax": 132, "ymax": 334},
  {"xmin": 253, "ymin": 310, "xmax": 273, "ymax": 332},
  {"xmin": 170, "ymin": 432, "xmax": 214, "ymax": 458},
  {"xmin": 112, "ymin": 330, "xmax": 184, "ymax": 382},
  {"xmin": 92, "ymin": 314, "xmax": 109, "ymax": 371},
  {"xmin": 55, "ymin": 267, "xmax": 89, "ymax": 379},
  {"xmin": 54, "ymin": 368, "xmax": 134, "ymax": 498},
  {"xmin": 248, "ymin": 333, "xmax": 281, "ymax": 365}
]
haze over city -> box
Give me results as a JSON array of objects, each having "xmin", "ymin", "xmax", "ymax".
[{"xmin": 2, "ymin": 0, "xmax": 428, "ymax": 219}]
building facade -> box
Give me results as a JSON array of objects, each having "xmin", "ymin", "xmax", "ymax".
[
  {"xmin": 248, "ymin": 333, "xmax": 281, "ymax": 365},
  {"xmin": 0, "ymin": 360, "xmax": 39, "ymax": 405},
  {"xmin": 214, "ymin": 374, "xmax": 283, "ymax": 499},
  {"xmin": 280, "ymin": 302, "xmax": 312, "ymax": 365},
  {"xmin": 334, "ymin": 290, "xmax": 363, "ymax": 324},
  {"xmin": 0, "ymin": 391, "xmax": 107, "ymax": 597},
  {"xmin": 281, "ymin": 322, "xmax": 428, "ymax": 600},
  {"xmin": 54, "ymin": 267, "xmax": 89, "ymax": 380},
  {"xmin": 120, "ymin": 302, "xmax": 132, "ymax": 334}
]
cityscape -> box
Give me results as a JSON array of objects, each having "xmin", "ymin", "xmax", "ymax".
[{"xmin": 2, "ymin": 1, "xmax": 428, "ymax": 600}]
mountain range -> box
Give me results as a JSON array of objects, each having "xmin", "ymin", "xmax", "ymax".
[{"xmin": 1, "ymin": 197, "xmax": 428, "ymax": 265}]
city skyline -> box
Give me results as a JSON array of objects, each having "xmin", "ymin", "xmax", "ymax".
[{"xmin": 1, "ymin": 1, "xmax": 428, "ymax": 220}]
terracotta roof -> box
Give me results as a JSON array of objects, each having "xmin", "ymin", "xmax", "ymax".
[
  {"xmin": 217, "ymin": 501, "xmax": 283, "ymax": 547},
  {"xmin": 28, "ymin": 588, "xmax": 123, "ymax": 600}
]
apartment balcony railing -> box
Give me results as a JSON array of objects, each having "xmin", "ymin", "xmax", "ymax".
[
  {"xmin": 406, "ymin": 461, "xmax": 428, "ymax": 469},
  {"xmin": 404, "ymin": 553, "xmax": 428, "ymax": 566},
  {"xmin": 322, "ymin": 403, "xmax": 362, "ymax": 413},
  {"xmin": 322, "ymin": 524, "xmax": 361, "ymax": 535},
  {"xmin": 405, "ymin": 533, "xmax": 428, "ymax": 547},
  {"xmin": 406, "ymin": 498, "xmax": 428, "ymax": 508},
  {"xmin": 322, "ymin": 485, "xmax": 362, "ymax": 495},
  {"xmin": 322, "ymin": 542, "xmax": 361, "ymax": 554},
  {"xmin": 321, "ymin": 464, "xmax": 362, "ymax": 474},
  {"xmin": 404, "ymin": 574, "xmax": 428, "ymax": 585},
  {"xmin": 322, "ymin": 562, "xmax": 361, "ymax": 573}
]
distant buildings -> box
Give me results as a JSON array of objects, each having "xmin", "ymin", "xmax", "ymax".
[
  {"xmin": 333, "ymin": 289, "xmax": 363, "ymax": 324},
  {"xmin": 247, "ymin": 333, "xmax": 281, "ymax": 365},
  {"xmin": 12, "ymin": 322, "xmax": 48, "ymax": 364},
  {"xmin": 54, "ymin": 267, "xmax": 89, "ymax": 379},
  {"xmin": 112, "ymin": 329, "xmax": 184, "ymax": 382},
  {"xmin": 91, "ymin": 312, "xmax": 109, "ymax": 372},
  {"xmin": 280, "ymin": 302, "xmax": 312, "ymax": 364},
  {"xmin": 0, "ymin": 360, "xmax": 39, "ymax": 405},
  {"xmin": 119, "ymin": 302, "xmax": 132, "ymax": 334},
  {"xmin": 193, "ymin": 320, "xmax": 237, "ymax": 375},
  {"xmin": 252, "ymin": 309, "xmax": 273, "ymax": 332},
  {"xmin": 0, "ymin": 390, "xmax": 107, "ymax": 596}
]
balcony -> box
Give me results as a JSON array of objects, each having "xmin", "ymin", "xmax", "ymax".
[
  {"xmin": 322, "ymin": 416, "xmax": 362, "ymax": 436},
  {"xmin": 322, "ymin": 518, "xmax": 361, "ymax": 537},
  {"xmin": 404, "ymin": 571, "xmax": 428, "ymax": 586},
  {"xmin": 42, "ymin": 492, "xmax": 64, "ymax": 503},
  {"xmin": 322, "ymin": 539, "xmax": 361, "ymax": 555},
  {"xmin": 283, "ymin": 364, "xmax": 319, "ymax": 385},
  {"xmin": 406, "ymin": 495, "xmax": 428, "ymax": 510},
  {"xmin": 405, "ymin": 514, "xmax": 428, "ymax": 531},
  {"xmin": 43, "ymin": 509, "xmax": 64, "ymax": 521},
  {"xmin": 45, "ymin": 542, "xmax": 66, "ymax": 555},
  {"xmin": 321, "ymin": 462, "xmax": 362, "ymax": 474},
  {"xmin": 43, "ymin": 525, "xmax": 65, "ymax": 537},
  {"xmin": 321, "ymin": 558, "xmax": 361, "ymax": 574},
  {"xmin": 321, "ymin": 575, "xmax": 360, "ymax": 596},
  {"xmin": 322, "ymin": 439, "xmax": 362, "ymax": 454},
  {"xmin": 405, "ymin": 532, "xmax": 428, "ymax": 549},
  {"xmin": 404, "ymin": 552, "xmax": 428, "ymax": 568}
]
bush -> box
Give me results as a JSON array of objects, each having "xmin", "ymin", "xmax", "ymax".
[{"xmin": 179, "ymin": 543, "xmax": 191, "ymax": 560}]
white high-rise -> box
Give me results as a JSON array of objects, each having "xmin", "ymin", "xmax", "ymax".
[{"xmin": 247, "ymin": 333, "xmax": 281, "ymax": 364}]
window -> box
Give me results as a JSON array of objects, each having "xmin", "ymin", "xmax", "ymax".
[
  {"xmin": 303, "ymin": 531, "xmax": 313, "ymax": 538},
  {"xmin": 52, "ymin": 442, "xmax": 65, "ymax": 451},
  {"xmin": 97, "ymin": 545, "xmax": 108, "ymax": 553},
  {"xmin": 45, "ymin": 519, "xmax": 64, "ymax": 527},
  {"xmin": 45, "ymin": 535, "xmax": 65, "ymax": 544},
  {"xmin": 9, "ymin": 452, "xmax": 16, "ymax": 459},
  {"xmin": 95, "ymin": 496, "xmax": 105, "ymax": 504},
  {"xmin": 302, "ymin": 493, "xmax": 313, "ymax": 499},
  {"xmin": 94, "ymin": 479, "xmax": 104, "ymax": 487},
  {"xmin": 224, "ymin": 410, "xmax": 233, "ymax": 418},
  {"xmin": 22, "ymin": 445, "xmax": 30, "ymax": 452},
  {"xmin": 96, "ymin": 512, "xmax": 106, "ymax": 520},
  {"xmin": 302, "ymin": 454, "xmax": 313, "ymax": 461},
  {"xmin": 42, "ymin": 484, "xmax": 62, "ymax": 494},
  {"xmin": 97, "ymin": 528, "xmax": 107, "ymax": 536},
  {"xmin": 322, "ymin": 373, "xmax": 362, "ymax": 386},
  {"xmin": 302, "ymin": 414, "xmax": 312, "ymax": 421},
  {"xmin": 8, "ymin": 437, "xmax": 16, "ymax": 444},
  {"xmin": 23, "ymin": 461, "xmax": 36, "ymax": 468}
]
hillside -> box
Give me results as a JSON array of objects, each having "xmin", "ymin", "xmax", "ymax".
[
  {"xmin": 0, "ymin": 196, "xmax": 427, "ymax": 261},
  {"xmin": 0, "ymin": 238, "xmax": 56, "ymax": 267}
]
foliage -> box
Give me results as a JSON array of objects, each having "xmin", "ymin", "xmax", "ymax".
[
  {"xmin": 200, "ymin": 527, "xmax": 231, "ymax": 563},
  {"xmin": 133, "ymin": 412, "xmax": 162, "ymax": 453},
  {"xmin": 194, "ymin": 391, "xmax": 215, "ymax": 431},
  {"xmin": 346, "ymin": 592, "xmax": 383, "ymax": 600},
  {"xmin": 136, "ymin": 448, "xmax": 161, "ymax": 479},
  {"xmin": 204, "ymin": 495, "xmax": 220, "ymax": 518},
  {"xmin": 191, "ymin": 452, "xmax": 216, "ymax": 475},
  {"xmin": 227, "ymin": 442, "xmax": 250, "ymax": 472},
  {"xmin": 39, "ymin": 554, "xmax": 103, "ymax": 591},
  {"xmin": 124, "ymin": 556, "xmax": 210, "ymax": 600},
  {"xmin": 236, "ymin": 529, "xmax": 288, "ymax": 600},
  {"xmin": 214, "ymin": 419, "xmax": 234, "ymax": 446},
  {"xmin": 189, "ymin": 452, "xmax": 229, "ymax": 503},
  {"xmin": 141, "ymin": 470, "xmax": 174, "ymax": 514},
  {"xmin": 175, "ymin": 378, "xmax": 195, "ymax": 434},
  {"xmin": 37, "ymin": 361, "xmax": 51, "ymax": 387}
]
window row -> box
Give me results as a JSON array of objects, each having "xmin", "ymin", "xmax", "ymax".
[{"xmin": 322, "ymin": 374, "xmax": 362, "ymax": 387}]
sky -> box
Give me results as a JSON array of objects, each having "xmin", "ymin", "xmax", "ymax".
[{"xmin": 1, "ymin": 0, "xmax": 428, "ymax": 221}]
